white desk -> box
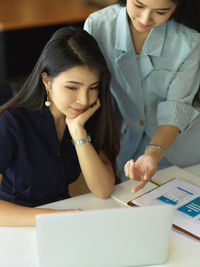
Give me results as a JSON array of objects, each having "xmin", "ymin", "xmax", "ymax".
[
  {"xmin": 184, "ymin": 163, "xmax": 200, "ymax": 178},
  {"xmin": 1, "ymin": 165, "xmax": 200, "ymax": 267},
  {"xmin": 0, "ymin": 194, "xmax": 123, "ymax": 267}
]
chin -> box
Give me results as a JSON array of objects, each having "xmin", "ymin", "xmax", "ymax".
[{"xmin": 66, "ymin": 113, "xmax": 78, "ymax": 119}]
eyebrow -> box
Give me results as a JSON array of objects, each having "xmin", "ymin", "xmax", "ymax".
[
  {"xmin": 65, "ymin": 81, "xmax": 100, "ymax": 86},
  {"xmin": 135, "ymin": 0, "xmax": 171, "ymax": 11}
]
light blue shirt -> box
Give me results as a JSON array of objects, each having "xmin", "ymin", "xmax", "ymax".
[{"xmin": 84, "ymin": 4, "xmax": 200, "ymax": 174}]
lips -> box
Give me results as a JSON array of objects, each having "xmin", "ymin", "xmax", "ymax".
[
  {"xmin": 137, "ymin": 21, "xmax": 151, "ymax": 29},
  {"xmin": 70, "ymin": 107, "xmax": 86, "ymax": 113}
]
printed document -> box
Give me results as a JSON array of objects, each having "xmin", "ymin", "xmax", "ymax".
[{"xmin": 128, "ymin": 178, "xmax": 200, "ymax": 241}]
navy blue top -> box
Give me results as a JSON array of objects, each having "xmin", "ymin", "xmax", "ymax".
[{"xmin": 0, "ymin": 107, "xmax": 96, "ymax": 207}]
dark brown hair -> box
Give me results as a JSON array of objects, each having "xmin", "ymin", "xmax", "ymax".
[{"xmin": 193, "ymin": 86, "xmax": 200, "ymax": 106}]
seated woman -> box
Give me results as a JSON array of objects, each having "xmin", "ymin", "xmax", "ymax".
[{"xmin": 0, "ymin": 27, "xmax": 119, "ymax": 226}]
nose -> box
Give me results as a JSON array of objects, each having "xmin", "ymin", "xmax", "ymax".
[
  {"xmin": 140, "ymin": 10, "xmax": 152, "ymax": 25},
  {"xmin": 77, "ymin": 90, "xmax": 88, "ymax": 106}
]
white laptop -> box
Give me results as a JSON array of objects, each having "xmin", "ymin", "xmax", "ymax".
[{"xmin": 36, "ymin": 205, "xmax": 174, "ymax": 267}]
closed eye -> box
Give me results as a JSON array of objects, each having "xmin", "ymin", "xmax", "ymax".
[
  {"xmin": 156, "ymin": 11, "xmax": 167, "ymax": 15},
  {"xmin": 90, "ymin": 85, "xmax": 99, "ymax": 90},
  {"xmin": 66, "ymin": 86, "xmax": 77, "ymax": 90},
  {"xmin": 135, "ymin": 4, "xmax": 143, "ymax": 9}
]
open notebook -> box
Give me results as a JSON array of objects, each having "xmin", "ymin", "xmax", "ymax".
[{"xmin": 36, "ymin": 205, "xmax": 174, "ymax": 267}]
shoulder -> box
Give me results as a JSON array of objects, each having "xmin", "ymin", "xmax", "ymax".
[
  {"xmin": 166, "ymin": 20, "xmax": 200, "ymax": 51},
  {"xmin": 86, "ymin": 4, "xmax": 121, "ymax": 21},
  {"xmin": 0, "ymin": 109, "xmax": 19, "ymax": 126},
  {"xmin": 84, "ymin": 4, "xmax": 127, "ymax": 53},
  {"xmin": 0, "ymin": 108, "xmax": 41, "ymax": 131},
  {"xmin": 0, "ymin": 109, "xmax": 23, "ymax": 143},
  {"xmin": 85, "ymin": 4, "xmax": 122, "ymax": 32}
]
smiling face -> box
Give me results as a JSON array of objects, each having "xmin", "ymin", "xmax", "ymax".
[
  {"xmin": 127, "ymin": 0, "xmax": 177, "ymax": 33},
  {"xmin": 42, "ymin": 65, "xmax": 100, "ymax": 119}
]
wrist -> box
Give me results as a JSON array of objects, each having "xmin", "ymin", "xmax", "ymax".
[
  {"xmin": 145, "ymin": 144, "xmax": 164, "ymax": 156},
  {"xmin": 144, "ymin": 144, "xmax": 164, "ymax": 162},
  {"xmin": 69, "ymin": 127, "xmax": 87, "ymax": 141}
]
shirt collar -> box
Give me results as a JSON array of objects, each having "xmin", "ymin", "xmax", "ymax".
[
  {"xmin": 142, "ymin": 22, "xmax": 167, "ymax": 56},
  {"xmin": 115, "ymin": 7, "xmax": 132, "ymax": 52}
]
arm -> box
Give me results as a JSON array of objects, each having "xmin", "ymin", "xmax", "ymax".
[
  {"xmin": 145, "ymin": 124, "xmax": 179, "ymax": 161},
  {"xmin": 124, "ymin": 125, "xmax": 179, "ymax": 192},
  {"xmin": 75, "ymin": 146, "xmax": 115, "ymax": 199},
  {"xmin": 0, "ymin": 116, "xmax": 81, "ymax": 226},
  {"xmin": 125, "ymin": 40, "xmax": 200, "ymax": 192},
  {"xmin": 0, "ymin": 173, "xmax": 80, "ymax": 226},
  {"xmin": 68, "ymin": 173, "xmax": 90, "ymax": 197},
  {"xmin": 0, "ymin": 198, "xmax": 80, "ymax": 226},
  {"xmin": 66, "ymin": 99, "xmax": 115, "ymax": 199}
]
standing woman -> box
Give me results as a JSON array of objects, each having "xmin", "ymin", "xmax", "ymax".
[
  {"xmin": 0, "ymin": 27, "xmax": 119, "ymax": 225},
  {"xmin": 84, "ymin": 0, "xmax": 200, "ymax": 191}
]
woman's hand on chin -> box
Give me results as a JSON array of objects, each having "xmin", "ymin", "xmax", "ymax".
[{"xmin": 65, "ymin": 99, "xmax": 100, "ymax": 139}]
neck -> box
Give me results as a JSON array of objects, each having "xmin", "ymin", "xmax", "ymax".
[
  {"xmin": 129, "ymin": 19, "xmax": 150, "ymax": 54},
  {"xmin": 50, "ymin": 106, "xmax": 66, "ymax": 142},
  {"xmin": 50, "ymin": 105, "xmax": 65, "ymax": 121}
]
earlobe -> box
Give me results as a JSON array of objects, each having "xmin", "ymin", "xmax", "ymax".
[
  {"xmin": 42, "ymin": 72, "xmax": 52, "ymax": 107},
  {"xmin": 41, "ymin": 72, "xmax": 49, "ymax": 88}
]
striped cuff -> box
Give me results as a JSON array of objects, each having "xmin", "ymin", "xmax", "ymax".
[{"xmin": 157, "ymin": 101, "xmax": 199, "ymax": 132}]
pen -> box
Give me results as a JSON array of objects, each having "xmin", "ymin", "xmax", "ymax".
[{"xmin": 150, "ymin": 179, "xmax": 162, "ymax": 186}]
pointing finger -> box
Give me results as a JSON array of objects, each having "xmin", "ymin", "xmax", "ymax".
[{"xmin": 131, "ymin": 180, "xmax": 147, "ymax": 193}]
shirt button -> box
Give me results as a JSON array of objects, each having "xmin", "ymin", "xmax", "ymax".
[
  {"xmin": 57, "ymin": 152, "xmax": 60, "ymax": 157},
  {"xmin": 139, "ymin": 119, "xmax": 145, "ymax": 126}
]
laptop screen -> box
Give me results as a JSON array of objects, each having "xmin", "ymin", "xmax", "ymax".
[{"xmin": 36, "ymin": 205, "xmax": 174, "ymax": 267}]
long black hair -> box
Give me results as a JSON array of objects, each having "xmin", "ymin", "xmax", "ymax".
[
  {"xmin": 193, "ymin": 86, "xmax": 200, "ymax": 106},
  {"xmin": 0, "ymin": 27, "xmax": 120, "ymax": 171},
  {"xmin": 117, "ymin": 0, "xmax": 200, "ymax": 32}
]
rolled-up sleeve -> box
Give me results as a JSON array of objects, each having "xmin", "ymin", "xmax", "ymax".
[{"xmin": 157, "ymin": 44, "xmax": 200, "ymax": 132}]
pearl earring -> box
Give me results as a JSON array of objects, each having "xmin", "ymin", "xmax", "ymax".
[{"xmin": 45, "ymin": 88, "xmax": 51, "ymax": 107}]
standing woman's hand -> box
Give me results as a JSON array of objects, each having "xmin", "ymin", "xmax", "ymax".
[
  {"xmin": 125, "ymin": 125, "xmax": 179, "ymax": 192},
  {"xmin": 124, "ymin": 152, "xmax": 160, "ymax": 193}
]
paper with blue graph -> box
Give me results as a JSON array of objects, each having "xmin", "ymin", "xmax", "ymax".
[{"xmin": 128, "ymin": 178, "xmax": 200, "ymax": 241}]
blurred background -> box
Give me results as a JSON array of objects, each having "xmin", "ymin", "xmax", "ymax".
[{"xmin": 0, "ymin": 0, "xmax": 115, "ymax": 105}]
